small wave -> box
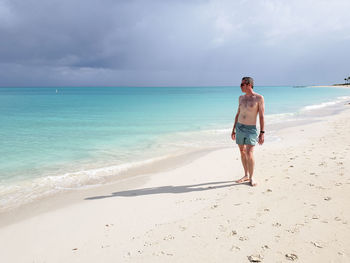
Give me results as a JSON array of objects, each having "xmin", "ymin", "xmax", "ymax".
[
  {"xmin": 0, "ymin": 155, "xmax": 171, "ymax": 212},
  {"xmin": 301, "ymin": 96, "xmax": 350, "ymax": 111}
]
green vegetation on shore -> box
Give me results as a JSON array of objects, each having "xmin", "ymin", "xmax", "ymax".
[
  {"xmin": 332, "ymin": 76, "xmax": 350, "ymax": 86},
  {"xmin": 342, "ymin": 76, "xmax": 350, "ymax": 85}
]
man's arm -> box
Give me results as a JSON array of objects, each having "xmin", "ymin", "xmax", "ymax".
[
  {"xmin": 231, "ymin": 98, "xmax": 241, "ymax": 140},
  {"xmin": 258, "ymin": 95, "xmax": 265, "ymax": 145}
]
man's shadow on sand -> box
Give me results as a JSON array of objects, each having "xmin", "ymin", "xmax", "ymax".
[{"xmin": 85, "ymin": 180, "xmax": 248, "ymax": 200}]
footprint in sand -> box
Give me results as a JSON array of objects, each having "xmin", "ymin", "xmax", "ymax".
[
  {"xmin": 163, "ymin": 234, "xmax": 175, "ymax": 241},
  {"xmin": 286, "ymin": 227, "xmax": 299, "ymax": 234},
  {"xmin": 311, "ymin": 241, "xmax": 323, "ymax": 248},
  {"xmin": 230, "ymin": 245, "xmax": 240, "ymax": 251},
  {"xmin": 101, "ymin": 245, "xmax": 111, "ymax": 249},
  {"xmin": 239, "ymin": 236, "xmax": 249, "ymax": 241},
  {"xmin": 219, "ymin": 225, "xmax": 227, "ymax": 232},
  {"xmin": 179, "ymin": 226, "xmax": 187, "ymax": 231},
  {"xmin": 274, "ymin": 235, "xmax": 281, "ymax": 241},
  {"xmin": 143, "ymin": 241, "xmax": 152, "ymax": 247},
  {"xmin": 285, "ymin": 253, "xmax": 298, "ymax": 261},
  {"xmin": 248, "ymin": 254, "xmax": 263, "ymax": 262}
]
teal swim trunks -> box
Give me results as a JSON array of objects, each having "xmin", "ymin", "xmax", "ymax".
[{"xmin": 235, "ymin": 122, "xmax": 258, "ymax": 146}]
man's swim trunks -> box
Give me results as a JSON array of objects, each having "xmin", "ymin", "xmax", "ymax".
[{"xmin": 235, "ymin": 122, "xmax": 258, "ymax": 146}]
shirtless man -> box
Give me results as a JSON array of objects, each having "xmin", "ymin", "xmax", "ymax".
[{"xmin": 231, "ymin": 77, "xmax": 265, "ymax": 186}]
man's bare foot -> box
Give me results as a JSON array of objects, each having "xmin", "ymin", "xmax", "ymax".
[
  {"xmin": 250, "ymin": 179, "xmax": 257, "ymax": 187},
  {"xmin": 235, "ymin": 175, "xmax": 250, "ymax": 184}
]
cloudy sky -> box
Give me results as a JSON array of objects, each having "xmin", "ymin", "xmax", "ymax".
[{"xmin": 1, "ymin": 0, "xmax": 349, "ymax": 86}]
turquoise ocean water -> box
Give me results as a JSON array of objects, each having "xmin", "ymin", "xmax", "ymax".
[{"xmin": 1, "ymin": 86, "xmax": 350, "ymax": 210}]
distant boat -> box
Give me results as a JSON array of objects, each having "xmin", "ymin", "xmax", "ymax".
[{"xmin": 56, "ymin": 89, "xmax": 58, "ymax": 93}]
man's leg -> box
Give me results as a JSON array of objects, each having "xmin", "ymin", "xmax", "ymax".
[
  {"xmin": 246, "ymin": 145, "xmax": 257, "ymax": 186},
  {"xmin": 235, "ymin": 144, "xmax": 250, "ymax": 183}
]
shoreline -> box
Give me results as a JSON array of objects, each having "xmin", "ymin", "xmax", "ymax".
[
  {"xmin": 1, "ymin": 86, "xmax": 350, "ymax": 214},
  {"xmin": 0, "ymin": 104, "xmax": 349, "ymax": 261},
  {"xmin": 1, "ymin": 96, "xmax": 350, "ymax": 217},
  {"xmin": 311, "ymin": 84, "xmax": 350, "ymax": 88},
  {"xmin": 0, "ymin": 147, "xmax": 222, "ymax": 226}
]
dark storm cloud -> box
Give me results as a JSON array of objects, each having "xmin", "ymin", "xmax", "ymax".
[{"xmin": 0, "ymin": 0, "xmax": 350, "ymax": 86}]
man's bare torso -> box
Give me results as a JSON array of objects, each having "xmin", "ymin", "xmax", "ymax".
[{"xmin": 238, "ymin": 93, "xmax": 262, "ymax": 125}]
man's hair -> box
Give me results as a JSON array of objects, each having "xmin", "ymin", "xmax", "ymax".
[{"xmin": 242, "ymin": 77, "xmax": 254, "ymax": 89}]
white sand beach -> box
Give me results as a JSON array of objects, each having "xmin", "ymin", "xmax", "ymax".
[
  {"xmin": 0, "ymin": 106, "xmax": 350, "ymax": 263},
  {"xmin": 311, "ymin": 85, "xmax": 350, "ymax": 88}
]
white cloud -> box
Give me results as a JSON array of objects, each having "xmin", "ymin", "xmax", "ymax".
[{"xmin": 200, "ymin": 0, "xmax": 350, "ymax": 46}]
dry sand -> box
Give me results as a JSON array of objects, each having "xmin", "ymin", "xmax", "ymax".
[{"xmin": 0, "ymin": 106, "xmax": 350, "ymax": 263}]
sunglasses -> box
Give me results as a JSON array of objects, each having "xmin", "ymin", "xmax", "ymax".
[{"xmin": 240, "ymin": 83, "xmax": 248, "ymax": 87}]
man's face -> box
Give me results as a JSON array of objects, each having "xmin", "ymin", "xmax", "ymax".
[{"xmin": 240, "ymin": 82, "xmax": 249, "ymax": 92}]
